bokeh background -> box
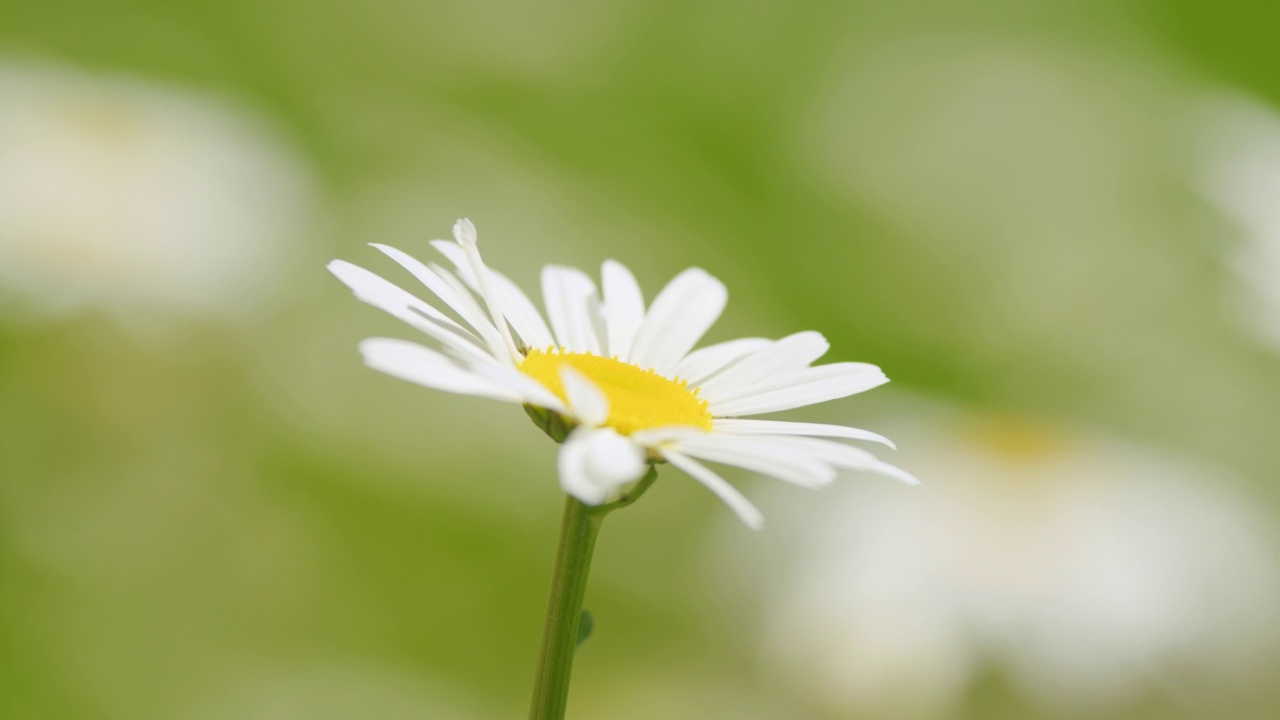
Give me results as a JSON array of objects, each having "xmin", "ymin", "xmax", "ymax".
[{"xmin": 3, "ymin": 1, "xmax": 1280, "ymax": 718}]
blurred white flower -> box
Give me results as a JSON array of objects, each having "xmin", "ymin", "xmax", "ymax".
[
  {"xmin": 1197, "ymin": 96, "xmax": 1280, "ymax": 349},
  {"xmin": 0, "ymin": 63, "xmax": 315, "ymax": 323},
  {"xmin": 723, "ymin": 408, "xmax": 1280, "ymax": 715}
]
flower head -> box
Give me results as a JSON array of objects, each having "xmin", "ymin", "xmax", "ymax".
[{"xmin": 329, "ymin": 220, "xmax": 915, "ymax": 528}]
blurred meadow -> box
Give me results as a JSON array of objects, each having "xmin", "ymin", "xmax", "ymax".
[{"xmin": 3, "ymin": 1, "xmax": 1280, "ymax": 718}]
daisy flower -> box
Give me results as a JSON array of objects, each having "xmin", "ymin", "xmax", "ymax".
[{"xmin": 328, "ymin": 219, "xmax": 915, "ymax": 528}]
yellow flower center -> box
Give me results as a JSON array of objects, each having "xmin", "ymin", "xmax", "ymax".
[{"xmin": 518, "ymin": 349, "xmax": 712, "ymax": 435}]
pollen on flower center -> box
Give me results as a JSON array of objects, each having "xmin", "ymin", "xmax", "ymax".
[{"xmin": 519, "ymin": 349, "xmax": 712, "ymax": 435}]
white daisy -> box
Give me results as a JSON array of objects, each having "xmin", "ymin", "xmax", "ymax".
[{"xmin": 328, "ymin": 219, "xmax": 915, "ymax": 528}]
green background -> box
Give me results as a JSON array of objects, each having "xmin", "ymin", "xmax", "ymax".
[{"xmin": 3, "ymin": 1, "xmax": 1280, "ymax": 718}]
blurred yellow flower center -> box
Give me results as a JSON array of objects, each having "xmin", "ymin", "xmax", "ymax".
[{"xmin": 519, "ymin": 349, "xmax": 712, "ymax": 435}]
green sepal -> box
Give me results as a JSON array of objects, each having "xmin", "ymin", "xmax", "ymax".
[{"xmin": 523, "ymin": 404, "xmax": 574, "ymax": 443}]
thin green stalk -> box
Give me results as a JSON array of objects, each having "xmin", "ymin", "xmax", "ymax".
[
  {"xmin": 528, "ymin": 496, "xmax": 601, "ymax": 720},
  {"xmin": 528, "ymin": 467, "xmax": 657, "ymax": 720}
]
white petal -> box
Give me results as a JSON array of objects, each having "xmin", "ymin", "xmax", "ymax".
[
  {"xmin": 754, "ymin": 436, "xmax": 920, "ymax": 486},
  {"xmin": 426, "ymin": 261, "xmax": 517, "ymax": 360},
  {"xmin": 601, "ymin": 260, "xmax": 645, "ymax": 361},
  {"xmin": 542, "ymin": 265, "xmax": 603, "ymax": 354},
  {"xmin": 329, "ymin": 259, "xmax": 462, "ymax": 332},
  {"xmin": 490, "ymin": 270, "xmax": 555, "ymax": 352},
  {"xmin": 430, "ymin": 240, "xmax": 475, "ymax": 286},
  {"xmin": 466, "ymin": 361, "xmax": 567, "ymax": 413},
  {"xmin": 866, "ymin": 461, "xmax": 921, "ymax": 486},
  {"xmin": 328, "ymin": 260, "xmax": 492, "ymax": 363},
  {"xmin": 559, "ymin": 428, "xmax": 645, "ymax": 505},
  {"xmin": 711, "ymin": 418, "xmax": 896, "ymax": 449},
  {"xmin": 629, "ymin": 425, "xmax": 709, "ymax": 447},
  {"xmin": 671, "ymin": 337, "xmax": 772, "ymax": 386},
  {"xmin": 628, "ymin": 268, "xmax": 727, "ymax": 375},
  {"xmin": 708, "ymin": 363, "xmax": 888, "ymax": 416},
  {"xmin": 559, "ymin": 366, "xmax": 609, "ymax": 426},
  {"xmin": 698, "ymin": 331, "xmax": 830, "ymax": 402},
  {"xmin": 368, "ymin": 244, "xmax": 508, "ymax": 359},
  {"xmin": 432, "ymin": 236, "xmax": 537, "ymax": 348},
  {"xmin": 358, "ymin": 338, "xmax": 523, "ymax": 403},
  {"xmin": 428, "ymin": 240, "xmax": 555, "ymax": 352},
  {"xmin": 453, "ymin": 217, "xmax": 478, "ymax": 246},
  {"xmin": 669, "ymin": 433, "xmax": 837, "ymax": 488},
  {"xmin": 453, "ymin": 219, "xmax": 521, "ymax": 361},
  {"xmin": 663, "ymin": 450, "xmax": 764, "ymax": 530},
  {"xmin": 434, "ymin": 240, "xmax": 564, "ymax": 353}
]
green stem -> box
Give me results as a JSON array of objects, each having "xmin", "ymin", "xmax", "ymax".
[
  {"xmin": 528, "ymin": 466, "xmax": 658, "ymax": 720},
  {"xmin": 528, "ymin": 496, "xmax": 603, "ymax": 720}
]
